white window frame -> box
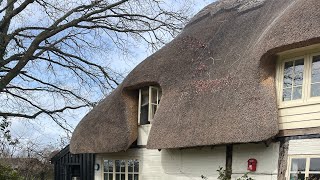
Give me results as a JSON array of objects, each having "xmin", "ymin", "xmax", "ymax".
[
  {"xmin": 277, "ymin": 47, "xmax": 320, "ymax": 108},
  {"xmin": 138, "ymin": 86, "xmax": 161, "ymax": 125},
  {"xmin": 286, "ymin": 155, "xmax": 320, "ymax": 180},
  {"xmin": 102, "ymin": 159, "xmax": 140, "ymax": 180}
]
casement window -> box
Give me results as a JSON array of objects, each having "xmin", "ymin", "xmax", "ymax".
[
  {"xmin": 103, "ymin": 159, "xmax": 139, "ymax": 180},
  {"xmin": 138, "ymin": 86, "xmax": 161, "ymax": 125},
  {"xmin": 287, "ymin": 155, "xmax": 320, "ymax": 180},
  {"xmin": 277, "ymin": 52, "xmax": 320, "ymax": 107}
]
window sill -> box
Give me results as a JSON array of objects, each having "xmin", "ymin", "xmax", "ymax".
[{"xmin": 138, "ymin": 124, "xmax": 152, "ymax": 127}]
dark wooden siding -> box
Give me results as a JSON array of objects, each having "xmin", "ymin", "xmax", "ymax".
[{"xmin": 51, "ymin": 145, "xmax": 95, "ymax": 180}]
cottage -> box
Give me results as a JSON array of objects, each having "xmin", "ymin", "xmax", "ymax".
[{"xmin": 70, "ymin": 0, "xmax": 320, "ymax": 179}]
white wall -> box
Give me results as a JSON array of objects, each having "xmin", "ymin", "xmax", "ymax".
[
  {"xmin": 95, "ymin": 146, "xmax": 226, "ymax": 180},
  {"xmin": 137, "ymin": 125, "xmax": 151, "ymax": 145},
  {"xmin": 94, "ymin": 142, "xmax": 280, "ymax": 180},
  {"xmin": 232, "ymin": 142, "xmax": 279, "ymax": 180}
]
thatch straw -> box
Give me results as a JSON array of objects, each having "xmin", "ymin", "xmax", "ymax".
[{"xmin": 70, "ymin": 0, "xmax": 320, "ymax": 153}]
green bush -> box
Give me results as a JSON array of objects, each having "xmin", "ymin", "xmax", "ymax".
[
  {"xmin": 0, "ymin": 163, "xmax": 23, "ymax": 180},
  {"xmin": 201, "ymin": 167, "xmax": 254, "ymax": 180}
]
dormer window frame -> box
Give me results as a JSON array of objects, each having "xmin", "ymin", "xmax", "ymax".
[
  {"xmin": 277, "ymin": 44, "xmax": 320, "ymax": 108},
  {"xmin": 138, "ymin": 86, "xmax": 161, "ymax": 125}
]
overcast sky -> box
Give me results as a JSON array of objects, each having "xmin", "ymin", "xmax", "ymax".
[{"xmin": 9, "ymin": 0, "xmax": 216, "ymax": 150}]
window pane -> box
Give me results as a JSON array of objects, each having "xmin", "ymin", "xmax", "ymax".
[
  {"xmin": 109, "ymin": 161, "xmax": 113, "ymax": 172},
  {"xmin": 294, "ymin": 59, "xmax": 304, "ymax": 86},
  {"xmin": 151, "ymin": 87, "xmax": 158, "ymax": 104},
  {"xmin": 104, "ymin": 161, "xmax": 109, "ymax": 172},
  {"xmin": 128, "ymin": 174, "xmax": 133, "ymax": 180},
  {"xmin": 292, "ymin": 86, "xmax": 302, "ymax": 100},
  {"xmin": 128, "ymin": 160, "xmax": 133, "ymax": 172},
  {"xmin": 140, "ymin": 105, "xmax": 149, "ymax": 125},
  {"xmin": 312, "ymin": 55, "xmax": 320, "ymax": 83},
  {"xmin": 134, "ymin": 160, "xmax": 139, "ymax": 172},
  {"xmin": 291, "ymin": 158, "xmax": 306, "ymax": 171},
  {"xmin": 115, "ymin": 160, "xmax": 120, "ymax": 172},
  {"xmin": 151, "ymin": 104, "xmax": 157, "ymax": 119},
  {"xmin": 134, "ymin": 174, "xmax": 139, "ymax": 180},
  {"xmin": 290, "ymin": 173, "xmax": 305, "ymax": 180},
  {"xmin": 120, "ymin": 160, "xmax": 125, "ymax": 172},
  {"xmin": 141, "ymin": 88, "xmax": 149, "ymax": 105},
  {"xmin": 310, "ymin": 158, "xmax": 320, "ymax": 171},
  {"xmin": 116, "ymin": 174, "xmax": 120, "ymax": 180},
  {"xmin": 121, "ymin": 174, "xmax": 125, "ymax": 180},
  {"xmin": 284, "ymin": 61, "xmax": 294, "ymax": 88},
  {"xmin": 104, "ymin": 174, "xmax": 108, "ymax": 180},
  {"xmin": 140, "ymin": 87, "xmax": 150, "ymax": 125},
  {"xmin": 311, "ymin": 84, "xmax": 320, "ymax": 97},
  {"xmin": 109, "ymin": 174, "xmax": 113, "ymax": 180},
  {"xmin": 309, "ymin": 174, "xmax": 320, "ymax": 180},
  {"xmin": 283, "ymin": 88, "xmax": 292, "ymax": 101},
  {"xmin": 104, "ymin": 160, "xmax": 113, "ymax": 172}
]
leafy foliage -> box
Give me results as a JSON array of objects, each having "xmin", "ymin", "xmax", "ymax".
[
  {"xmin": 200, "ymin": 167, "xmax": 255, "ymax": 180},
  {"xmin": 217, "ymin": 166, "xmax": 229, "ymax": 180},
  {"xmin": 0, "ymin": 163, "xmax": 23, "ymax": 180},
  {"xmin": 236, "ymin": 173, "xmax": 254, "ymax": 180}
]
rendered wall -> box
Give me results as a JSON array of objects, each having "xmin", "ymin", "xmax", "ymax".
[
  {"xmin": 95, "ymin": 147, "xmax": 226, "ymax": 180},
  {"xmin": 94, "ymin": 143, "xmax": 281, "ymax": 180},
  {"xmin": 232, "ymin": 143, "xmax": 279, "ymax": 180}
]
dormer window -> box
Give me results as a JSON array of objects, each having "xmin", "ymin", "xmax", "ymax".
[
  {"xmin": 138, "ymin": 86, "xmax": 161, "ymax": 125},
  {"xmin": 277, "ymin": 49, "xmax": 320, "ymax": 107}
]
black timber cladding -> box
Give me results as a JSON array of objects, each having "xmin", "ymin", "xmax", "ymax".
[{"xmin": 51, "ymin": 145, "xmax": 95, "ymax": 180}]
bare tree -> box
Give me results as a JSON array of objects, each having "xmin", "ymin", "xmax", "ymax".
[{"xmin": 0, "ymin": 0, "xmax": 190, "ymax": 131}]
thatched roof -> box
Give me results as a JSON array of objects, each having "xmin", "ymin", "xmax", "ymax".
[{"xmin": 70, "ymin": 0, "xmax": 320, "ymax": 153}]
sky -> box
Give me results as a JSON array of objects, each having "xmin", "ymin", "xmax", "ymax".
[{"xmin": 8, "ymin": 0, "xmax": 216, "ymax": 151}]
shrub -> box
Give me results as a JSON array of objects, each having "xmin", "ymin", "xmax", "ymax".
[
  {"xmin": 201, "ymin": 167, "xmax": 254, "ymax": 180},
  {"xmin": 0, "ymin": 163, "xmax": 23, "ymax": 180}
]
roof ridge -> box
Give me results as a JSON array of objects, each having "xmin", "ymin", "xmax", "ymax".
[{"xmin": 188, "ymin": 0, "xmax": 266, "ymax": 26}]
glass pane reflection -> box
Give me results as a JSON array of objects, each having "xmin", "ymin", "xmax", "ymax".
[
  {"xmin": 115, "ymin": 160, "xmax": 120, "ymax": 172},
  {"xmin": 115, "ymin": 174, "xmax": 120, "ymax": 180},
  {"xmin": 284, "ymin": 61, "xmax": 294, "ymax": 88},
  {"xmin": 312, "ymin": 56, "xmax": 320, "ymax": 83},
  {"xmin": 283, "ymin": 88, "xmax": 292, "ymax": 101},
  {"xmin": 282, "ymin": 59, "xmax": 304, "ymax": 101},
  {"xmin": 293, "ymin": 87, "xmax": 302, "ymax": 100},
  {"xmin": 310, "ymin": 158, "xmax": 320, "ymax": 171},
  {"xmin": 134, "ymin": 160, "xmax": 139, "ymax": 172},
  {"xmin": 291, "ymin": 158, "xmax": 306, "ymax": 171},
  {"xmin": 134, "ymin": 174, "xmax": 139, "ymax": 180},
  {"xmin": 311, "ymin": 84, "xmax": 320, "ymax": 97},
  {"xmin": 290, "ymin": 173, "xmax": 305, "ymax": 180},
  {"xmin": 128, "ymin": 160, "xmax": 133, "ymax": 172},
  {"xmin": 309, "ymin": 174, "xmax": 320, "ymax": 180},
  {"xmin": 120, "ymin": 160, "xmax": 125, "ymax": 173},
  {"xmin": 294, "ymin": 59, "xmax": 304, "ymax": 86}
]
